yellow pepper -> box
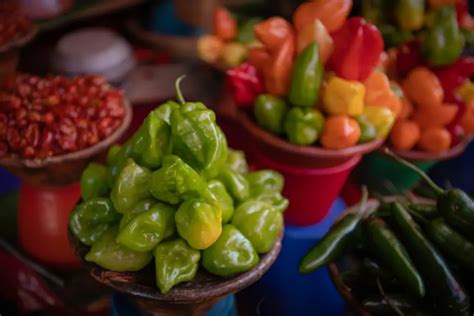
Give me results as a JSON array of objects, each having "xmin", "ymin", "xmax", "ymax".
[
  {"xmin": 323, "ymin": 76, "xmax": 365, "ymax": 116},
  {"xmin": 456, "ymin": 81, "xmax": 474, "ymax": 103},
  {"xmin": 197, "ymin": 35, "xmax": 225, "ymax": 64},
  {"xmin": 364, "ymin": 71, "xmax": 402, "ymax": 117},
  {"xmin": 361, "ymin": 105, "xmax": 395, "ymax": 138},
  {"xmin": 221, "ymin": 42, "xmax": 248, "ymax": 67}
]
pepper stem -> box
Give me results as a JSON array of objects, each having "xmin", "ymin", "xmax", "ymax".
[
  {"xmin": 175, "ymin": 75, "xmax": 186, "ymax": 105},
  {"xmin": 384, "ymin": 148, "xmax": 444, "ymax": 196}
]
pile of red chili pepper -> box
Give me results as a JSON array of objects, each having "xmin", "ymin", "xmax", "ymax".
[
  {"xmin": 226, "ymin": 0, "xmax": 401, "ymax": 150},
  {"xmin": 0, "ymin": 74, "xmax": 125, "ymax": 159},
  {"xmin": 300, "ymin": 154, "xmax": 474, "ymax": 315},
  {"xmin": 0, "ymin": 2, "xmax": 32, "ymax": 48},
  {"xmin": 361, "ymin": 0, "xmax": 474, "ymax": 153}
]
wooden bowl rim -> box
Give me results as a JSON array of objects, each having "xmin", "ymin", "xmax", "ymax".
[
  {"xmin": 0, "ymin": 99, "xmax": 132, "ymax": 168},
  {"xmin": 237, "ymin": 110, "xmax": 384, "ymax": 159},
  {"xmin": 69, "ymin": 226, "xmax": 283, "ymax": 304},
  {"xmin": 0, "ymin": 24, "xmax": 37, "ymax": 53}
]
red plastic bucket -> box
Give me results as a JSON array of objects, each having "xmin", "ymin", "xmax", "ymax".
[{"xmin": 252, "ymin": 149, "xmax": 361, "ymax": 226}]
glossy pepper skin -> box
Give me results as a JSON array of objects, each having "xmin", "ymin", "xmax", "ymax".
[
  {"xmin": 226, "ymin": 63, "xmax": 264, "ymax": 107},
  {"xmin": 422, "ymin": 6, "xmax": 463, "ymax": 67},
  {"xmin": 356, "ymin": 116, "xmax": 377, "ymax": 143},
  {"xmin": 284, "ymin": 107, "xmax": 325, "ymax": 145},
  {"xmin": 107, "ymin": 142, "xmax": 133, "ymax": 187},
  {"xmin": 170, "ymin": 102, "xmax": 228, "ymax": 179},
  {"xmin": 213, "ymin": 6, "xmax": 237, "ymax": 41},
  {"xmin": 69, "ymin": 198, "xmax": 121, "ymax": 246},
  {"xmin": 80, "ymin": 163, "xmax": 109, "ymax": 201},
  {"xmin": 292, "ymin": 0, "xmax": 352, "ymax": 33},
  {"xmin": 175, "ymin": 198, "xmax": 222, "ymax": 250},
  {"xmin": 225, "ymin": 149, "xmax": 248, "ymax": 174},
  {"xmin": 231, "ymin": 200, "xmax": 283, "ymax": 253},
  {"xmin": 435, "ymin": 57, "xmax": 474, "ymax": 102},
  {"xmin": 246, "ymin": 170, "xmax": 284, "ymax": 195},
  {"xmin": 117, "ymin": 203, "xmax": 175, "ymax": 252},
  {"xmin": 202, "ymin": 224, "xmax": 259, "ymax": 276},
  {"xmin": 208, "ymin": 180, "xmax": 234, "ymax": 224},
  {"xmin": 253, "ymin": 191, "xmax": 289, "ymax": 213},
  {"xmin": 323, "ymin": 76, "xmax": 365, "ymax": 116},
  {"xmin": 263, "ymin": 39, "xmax": 295, "ymax": 96},
  {"xmin": 149, "ymin": 155, "xmax": 208, "ymax": 205},
  {"xmin": 154, "ymin": 239, "xmax": 200, "ymax": 294},
  {"xmin": 119, "ymin": 198, "xmax": 157, "ymax": 230},
  {"xmin": 254, "ymin": 94, "xmax": 288, "ymax": 135},
  {"xmin": 111, "ymin": 158, "xmax": 151, "ymax": 214},
  {"xmin": 296, "ymin": 19, "xmax": 333, "ymax": 63},
  {"xmin": 288, "ymin": 42, "xmax": 324, "ymax": 108},
  {"xmin": 217, "ymin": 167, "xmax": 250, "ymax": 202},
  {"xmin": 85, "ymin": 227, "xmax": 152, "ymax": 272},
  {"xmin": 394, "ymin": 0, "xmax": 425, "ymax": 31},
  {"xmin": 253, "ymin": 17, "xmax": 293, "ymax": 52},
  {"xmin": 328, "ymin": 17, "xmax": 384, "ymax": 82},
  {"xmin": 361, "ymin": 106, "xmax": 395, "ymax": 138},
  {"xmin": 153, "ymin": 101, "xmax": 180, "ymax": 125}
]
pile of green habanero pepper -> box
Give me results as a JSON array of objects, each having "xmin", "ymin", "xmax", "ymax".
[
  {"xmin": 299, "ymin": 154, "xmax": 474, "ymax": 315},
  {"xmin": 70, "ymin": 77, "xmax": 286, "ymax": 294}
]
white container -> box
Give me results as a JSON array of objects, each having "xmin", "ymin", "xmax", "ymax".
[{"xmin": 51, "ymin": 28, "xmax": 135, "ymax": 84}]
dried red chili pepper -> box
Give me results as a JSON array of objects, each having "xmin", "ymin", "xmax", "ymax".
[{"xmin": 226, "ymin": 63, "xmax": 264, "ymax": 107}]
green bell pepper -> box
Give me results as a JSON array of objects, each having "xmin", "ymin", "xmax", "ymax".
[
  {"xmin": 225, "ymin": 148, "xmax": 249, "ymax": 174},
  {"xmin": 175, "ymin": 198, "xmax": 222, "ymax": 250},
  {"xmin": 254, "ymin": 94, "xmax": 288, "ymax": 135},
  {"xmin": 119, "ymin": 198, "xmax": 157, "ymax": 230},
  {"xmin": 85, "ymin": 227, "xmax": 152, "ymax": 272},
  {"xmin": 394, "ymin": 0, "xmax": 424, "ymax": 31},
  {"xmin": 170, "ymin": 102, "xmax": 228, "ymax": 178},
  {"xmin": 80, "ymin": 163, "xmax": 109, "ymax": 201},
  {"xmin": 111, "ymin": 158, "xmax": 151, "ymax": 214},
  {"xmin": 202, "ymin": 224, "xmax": 259, "ymax": 276},
  {"xmin": 153, "ymin": 101, "xmax": 180, "ymax": 125},
  {"xmin": 246, "ymin": 170, "xmax": 284, "ymax": 196},
  {"xmin": 154, "ymin": 239, "xmax": 201, "ymax": 294},
  {"xmin": 149, "ymin": 155, "xmax": 209, "ymax": 205},
  {"xmin": 284, "ymin": 107, "xmax": 325, "ymax": 145},
  {"xmin": 356, "ymin": 116, "xmax": 377, "ymax": 143},
  {"xmin": 422, "ymin": 6, "xmax": 463, "ymax": 66},
  {"xmin": 117, "ymin": 203, "xmax": 175, "ymax": 252},
  {"xmin": 231, "ymin": 200, "xmax": 283, "ymax": 253},
  {"xmin": 69, "ymin": 197, "xmax": 121, "ymax": 246},
  {"xmin": 208, "ymin": 180, "xmax": 234, "ymax": 224},
  {"xmin": 217, "ymin": 167, "xmax": 250, "ymax": 202},
  {"xmin": 254, "ymin": 191, "xmax": 289, "ymax": 213},
  {"xmin": 288, "ymin": 41, "xmax": 324, "ymax": 107}
]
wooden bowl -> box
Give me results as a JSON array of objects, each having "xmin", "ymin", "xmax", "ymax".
[
  {"xmin": 69, "ymin": 228, "xmax": 283, "ymax": 316},
  {"xmin": 238, "ymin": 110, "xmax": 384, "ymax": 168},
  {"xmin": 0, "ymin": 100, "xmax": 132, "ymax": 186}
]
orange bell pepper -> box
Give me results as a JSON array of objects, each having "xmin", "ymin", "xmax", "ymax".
[
  {"xmin": 399, "ymin": 96, "xmax": 414, "ymax": 120},
  {"xmin": 213, "ymin": 6, "xmax": 237, "ymax": 41},
  {"xmin": 293, "ymin": 0, "xmax": 352, "ymax": 33},
  {"xmin": 428, "ymin": 0, "xmax": 456, "ymax": 9},
  {"xmin": 320, "ymin": 115, "xmax": 361, "ymax": 149},
  {"xmin": 418, "ymin": 127, "xmax": 452, "ymax": 152},
  {"xmin": 402, "ymin": 67, "xmax": 444, "ymax": 108},
  {"xmin": 254, "ymin": 17, "xmax": 294, "ymax": 52},
  {"xmin": 263, "ymin": 39, "xmax": 295, "ymax": 96},
  {"xmin": 197, "ymin": 35, "xmax": 225, "ymax": 63},
  {"xmin": 389, "ymin": 120, "xmax": 421, "ymax": 151},
  {"xmin": 364, "ymin": 71, "xmax": 402, "ymax": 117},
  {"xmin": 461, "ymin": 102, "xmax": 474, "ymax": 134},
  {"xmin": 412, "ymin": 103, "xmax": 458, "ymax": 129},
  {"xmin": 247, "ymin": 47, "xmax": 271, "ymax": 73},
  {"xmin": 296, "ymin": 19, "xmax": 334, "ymax": 64}
]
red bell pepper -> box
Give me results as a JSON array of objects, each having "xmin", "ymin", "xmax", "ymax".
[
  {"xmin": 434, "ymin": 57, "xmax": 474, "ymax": 102},
  {"xmin": 396, "ymin": 39, "xmax": 422, "ymax": 77},
  {"xmin": 328, "ymin": 17, "xmax": 384, "ymax": 81},
  {"xmin": 456, "ymin": 0, "xmax": 474, "ymax": 29},
  {"xmin": 226, "ymin": 63, "xmax": 264, "ymax": 107}
]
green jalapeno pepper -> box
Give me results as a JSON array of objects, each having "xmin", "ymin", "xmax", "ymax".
[
  {"xmin": 80, "ymin": 163, "xmax": 109, "ymax": 201},
  {"xmin": 254, "ymin": 94, "xmax": 288, "ymax": 135},
  {"xmin": 284, "ymin": 107, "xmax": 325, "ymax": 145}
]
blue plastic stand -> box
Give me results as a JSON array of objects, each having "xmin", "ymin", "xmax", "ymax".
[
  {"xmin": 110, "ymin": 293, "xmax": 237, "ymax": 316},
  {"xmin": 0, "ymin": 168, "xmax": 20, "ymax": 195},
  {"xmin": 148, "ymin": 0, "xmax": 204, "ymax": 36},
  {"xmin": 238, "ymin": 198, "xmax": 348, "ymax": 316}
]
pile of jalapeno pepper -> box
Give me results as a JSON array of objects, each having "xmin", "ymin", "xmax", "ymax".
[
  {"xmin": 226, "ymin": 0, "xmax": 401, "ymax": 150},
  {"xmin": 300, "ymin": 153, "xmax": 474, "ymax": 315},
  {"xmin": 69, "ymin": 78, "xmax": 287, "ymax": 294}
]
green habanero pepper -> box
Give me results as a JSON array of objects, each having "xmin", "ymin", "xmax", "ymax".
[
  {"xmin": 154, "ymin": 239, "xmax": 201, "ymax": 294},
  {"xmin": 253, "ymin": 191, "xmax": 289, "ymax": 213},
  {"xmin": 119, "ymin": 198, "xmax": 157, "ymax": 230},
  {"xmin": 175, "ymin": 198, "xmax": 222, "ymax": 250},
  {"xmin": 207, "ymin": 180, "xmax": 234, "ymax": 224},
  {"xmin": 231, "ymin": 200, "xmax": 283, "ymax": 253},
  {"xmin": 202, "ymin": 224, "xmax": 259, "ymax": 277},
  {"xmin": 254, "ymin": 94, "xmax": 288, "ymax": 135},
  {"xmin": 107, "ymin": 144, "xmax": 122, "ymax": 166},
  {"xmin": 394, "ymin": 0, "xmax": 425, "ymax": 31},
  {"xmin": 149, "ymin": 155, "xmax": 209, "ymax": 205},
  {"xmin": 422, "ymin": 5, "xmax": 463, "ymax": 66},
  {"xmin": 69, "ymin": 197, "xmax": 121, "ymax": 246},
  {"xmin": 284, "ymin": 107, "xmax": 325, "ymax": 145},
  {"xmin": 246, "ymin": 169, "xmax": 284, "ymax": 196},
  {"xmin": 111, "ymin": 158, "xmax": 151, "ymax": 214},
  {"xmin": 85, "ymin": 226, "xmax": 152, "ymax": 272},
  {"xmin": 365, "ymin": 217, "xmax": 425, "ymax": 298},
  {"xmin": 225, "ymin": 148, "xmax": 249, "ymax": 174},
  {"xmin": 356, "ymin": 116, "xmax": 377, "ymax": 143},
  {"xmin": 107, "ymin": 141, "xmax": 133, "ymax": 187},
  {"xmin": 117, "ymin": 202, "xmax": 175, "ymax": 252},
  {"xmin": 80, "ymin": 162, "xmax": 109, "ymax": 201},
  {"xmin": 288, "ymin": 41, "xmax": 324, "ymax": 107},
  {"xmin": 153, "ymin": 101, "xmax": 180, "ymax": 125},
  {"xmin": 217, "ymin": 167, "xmax": 250, "ymax": 202}
]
